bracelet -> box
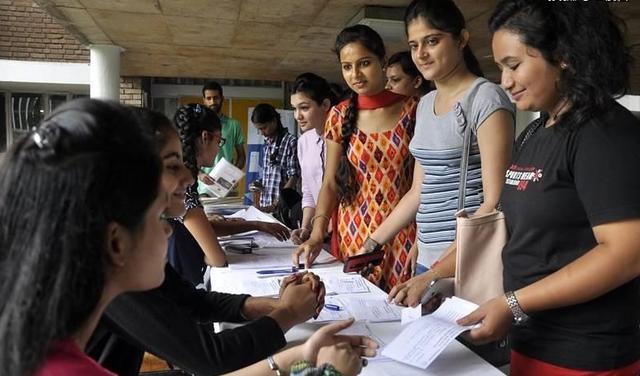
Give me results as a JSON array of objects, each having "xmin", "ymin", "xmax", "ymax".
[
  {"xmin": 310, "ymin": 214, "xmax": 330, "ymax": 227},
  {"xmin": 267, "ymin": 355, "xmax": 283, "ymax": 376},
  {"xmin": 363, "ymin": 236, "xmax": 384, "ymax": 253}
]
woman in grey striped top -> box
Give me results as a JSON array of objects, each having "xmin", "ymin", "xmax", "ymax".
[{"xmin": 366, "ymin": 0, "xmax": 515, "ymax": 307}]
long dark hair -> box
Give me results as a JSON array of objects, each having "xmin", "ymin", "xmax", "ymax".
[
  {"xmin": 489, "ymin": 0, "xmax": 631, "ymax": 130},
  {"xmin": 251, "ymin": 103, "xmax": 284, "ymax": 129},
  {"xmin": 387, "ymin": 50, "xmax": 432, "ymax": 95},
  {"xmin": 334, "ymin": 24, "xmax": 385, "ymax": 205},
  {"xmin": 0, "ymin": 99, "xmax": 161, "ymax": 376},
  {"xmin": 133, "ymin": 107, "xmax": 176, "ymax": 151},
  {"xmin": 292, "ymin": 72, "xmax": 337, "ymax": 107},
  {"xmin": 173, "ymin": 103, "xmax": 222, "ymax": 182},
  {"xmin": 405, "ymin": 0, "xmax": 484, "ymax": 78}
]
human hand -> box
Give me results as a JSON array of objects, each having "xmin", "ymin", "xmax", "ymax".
[
  {"xmin": 316, "ymin": 342, "xmax": 364, "ymax": 376},
  {"xmin": 278, "ymin": 272, "xmax": 325, "ymax": 319},
  {"xmin": 387, "ymin": 272, "xmax": 434, "ymax": 307},
  {"xmin": 401, "ymin": 245, "xmax": 418, "ymax": 280},
  {"xmin": 302, "ymin": 319, "xmax": 378, "ymax": 365},
  {"xmin": 198, "ymin": 172, "xmax": 215, "ymax": 185},
  {"xmin": 256, "ymin": 221, "xmax": 290, "ymax": 241},
  {"xmin": 457, "ymin": 296, "xmax": 513, "ymax": 345},
  {"xmin": 292, "ymin": 237, "xmax": 323, "ymax": 269},
  {"xmin": 291, "ymin": 228, "xmax": 311, "ymax": 245},
  {"xmin": 278, "ymin": 276, "xmax": 322, "ymax": 323}
]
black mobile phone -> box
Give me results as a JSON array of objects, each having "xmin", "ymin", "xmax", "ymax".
[
  {"xmin": 226, "ymin": 243, "xmax": 254, "ymax": 254},
  {"xmin": 342, "ymin": 250, "xmax": 385, "ymax": 273}
]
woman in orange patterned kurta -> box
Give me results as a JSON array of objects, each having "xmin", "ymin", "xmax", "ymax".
[{"xmin": 294, "ymin": 24, "xmax": 416, "ymax": 292}]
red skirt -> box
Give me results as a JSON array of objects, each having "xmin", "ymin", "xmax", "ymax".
[{"xmin": 511, "ymin": 350, "xmax": 640, "ymax": 376}]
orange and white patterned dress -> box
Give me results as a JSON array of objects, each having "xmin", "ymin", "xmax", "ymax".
[{"xmin": 325, "ymin": 97, "xmax": 417, "ymax": 292}]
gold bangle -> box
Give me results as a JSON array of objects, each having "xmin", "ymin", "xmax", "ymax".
[{"xmin": 310, "ymin": 214, "xmax": 330, "ymax": 227}]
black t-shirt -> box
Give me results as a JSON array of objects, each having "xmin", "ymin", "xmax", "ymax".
[{"xmin": 501, "ymin": 103, "xmax": 640, "ymax": 370}]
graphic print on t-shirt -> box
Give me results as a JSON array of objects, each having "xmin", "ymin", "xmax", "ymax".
[{"xmin": 505, "ymin": 164, "xmax": 543, "ymax": 191}]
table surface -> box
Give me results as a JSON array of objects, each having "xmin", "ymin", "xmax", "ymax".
[{"xmin": 210, "ymin": 247, "xmax": 505, "ymax": 376}]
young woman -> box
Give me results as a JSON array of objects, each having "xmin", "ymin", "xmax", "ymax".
[
  {"xmin": 376, "ymin": 0, "xmax": 515, "ymax": 306},
  {"xmin": 294, "ymin": 24, "xmax": 417, "ymax": 292},
  {"xmin": 385, "ymin": 50, "xmax": 431, "ymax": 98},
  {"xmin": 458, "ymin": 2, "xmax": 640, "ymax": 374},
  {"xmin": 0, "ymin": 99, "xmax": 171, "ymax": 376},
  {"xmin": 92, "ymin": 108, "xmax": 375, "ymax": 376},
  {"xmin": 172, "ymin": 104, "xmax": 290, "ymax": 285},
  {"xmin": 290, "ymin": 72, "xmax": 336, "ymax": 245}
]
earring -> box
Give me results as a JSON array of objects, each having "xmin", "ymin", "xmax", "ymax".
[{"xmin": 560, "ymin": 62, "xmax": 568, "ymax": 70}]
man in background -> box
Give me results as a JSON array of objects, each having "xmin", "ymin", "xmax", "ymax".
[{"xmin": 199, "ymin": 81, "xmax": 246, "ymax": 193}]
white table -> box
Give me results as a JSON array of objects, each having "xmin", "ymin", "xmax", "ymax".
[{"xmin": 210, "ymin": 248, "xmax": 504, "ymax": 376}]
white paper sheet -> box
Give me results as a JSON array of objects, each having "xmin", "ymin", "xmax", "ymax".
[
  {"xmin": 401, "ymin": 304, "xmax": 422, "ymax": 326},
  {"xmin": 381, "ymin": 297, "xmax": 479, "ymax": 369},
  {"xmin": 213, "ymin": 275, "xmax": 282, "ymax": 296},
  {"xmin": 322, "ymin": 275, "xmax": 370, "ymax": 295},
  {"xmin": 227, "ymin": 249, "xmax": 335, "ymax": 270},
  {"xmin": 343, "ymin": 296, "xmax": 402, "ymax": 323}
]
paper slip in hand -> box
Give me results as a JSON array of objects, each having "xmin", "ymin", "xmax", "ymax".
[
  {"xmin": 401, "ymin": 304, "xmax": 422, "ymax": 326},
  {"xmin": 335, "ymin": 320, "xmax": 372, "ymax": 336},
  {"xmin": 204, "ymin": 158, "xmax": 244, "ymax": 198},
  {"xmin": 381, "ymin": 296, "xmax": 479, "ymax": 370}
]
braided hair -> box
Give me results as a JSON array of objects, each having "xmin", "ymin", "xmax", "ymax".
[
  {"xmin": 173, "ymin": 104, "xmax": 222, "ymax": 185},
  {"xmin": 333, "ymin": 25, "xmax": 385, "ymax": 205}
]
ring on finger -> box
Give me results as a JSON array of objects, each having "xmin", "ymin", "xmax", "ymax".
[{"xmin": 362, "ymin": 358, "xmax": 368, "ymax": 367}]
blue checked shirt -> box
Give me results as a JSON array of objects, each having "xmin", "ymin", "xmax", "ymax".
[{"xmin": 260, "ymin": 130, "xmax": 299, "ymax": 207}]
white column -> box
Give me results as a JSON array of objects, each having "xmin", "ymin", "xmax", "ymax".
[{"xmin": 89, "ymin": 44, "xmax": 123, "ymax": 101}]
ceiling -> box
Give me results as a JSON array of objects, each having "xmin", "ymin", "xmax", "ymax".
[{"xmin": 35, "ymin": 0, "xmax": 640, "ymax": 92}]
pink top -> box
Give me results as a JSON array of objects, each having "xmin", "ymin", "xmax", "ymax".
[
  {"xmin": 297, "ymin": 129, "xmax": 325, "ymax": 210},
  {"xmin": 34, "ymin": 339, "xmax": 115, "ymax": 376}
]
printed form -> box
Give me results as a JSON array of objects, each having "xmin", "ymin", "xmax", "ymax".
[{"xmin": 382, "ymin": 297, "xmax": 479, "ymax": 369}]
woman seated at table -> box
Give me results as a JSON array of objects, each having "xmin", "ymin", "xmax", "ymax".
[
  {"xmin": 88, "ymin": 107, "xmax": 375, "ymax": 376},
  {"xmin": 170, "ymin": 104, "xmax": 291, "ymax": 286}
]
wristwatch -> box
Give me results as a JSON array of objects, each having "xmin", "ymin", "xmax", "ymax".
[
  {"xmin": 505, "ymin": 291, "xmax": 529, "ymax": 325},
  {"xmin": 363, "ymin": 236, "xmax": 384, "ymax": 253}
]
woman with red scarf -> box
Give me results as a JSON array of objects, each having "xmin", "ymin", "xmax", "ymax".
[{"xmin": 294, "ymin": 25, "xmax": 416, "ymax": 292}]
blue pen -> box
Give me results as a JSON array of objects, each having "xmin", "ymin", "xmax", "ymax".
[
  {"xmin": 256, "ymin": 267, "xmax": 298, "ymax": 275},
  {"xmin": 324, "ymin": 303, "xmax": 341, "ymax": 311}
]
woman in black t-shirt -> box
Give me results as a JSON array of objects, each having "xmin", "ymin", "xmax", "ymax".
[{"xmin": 457, "ymin": 2, "xmax": 640, "ymax": 374}]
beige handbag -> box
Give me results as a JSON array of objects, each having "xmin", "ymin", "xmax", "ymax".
[
  {"xmin": 454, "ymin": 209, "xmax": 506, "ymax": 304},
  {"xmin": 452, "ymin": 81, "xmax": 507, "ymax": 305}
]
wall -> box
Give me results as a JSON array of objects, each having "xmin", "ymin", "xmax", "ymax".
[{"xmin": 0, "ymin": 0, "xmax": 89, "ymax": 63}]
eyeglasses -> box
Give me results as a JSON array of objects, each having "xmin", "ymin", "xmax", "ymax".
[{"xmin": 218, "ymin": 137, "xmax": 226, "ymax": 147}]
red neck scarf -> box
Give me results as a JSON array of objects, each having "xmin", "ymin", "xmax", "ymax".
[{"xmin": 356, "ymin": 90, "xmax": 405, "ymax": 109}]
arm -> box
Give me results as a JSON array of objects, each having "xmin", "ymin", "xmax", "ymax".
[
  {"xmin": 293, "ymin": 140, "xmax": 341, "ymax": 267},
  {"xmin": 210, "ymin": 219, "xmax": 289, "ymax": 240},
  {"xmin": 183, "ymin": 207, "xmax": 227, "ymax": 267},
  {"xmin": 388, "ymin": 110, "xmax": 514, "ymax": 306},
  {"xmin": 283, "ymin": 136, "xmax": 299, "ymax": 190},
  {"xmin": 368, "ymin": 161, "xmax": 422, "ymax": 245},
  {"xmin": 460, "ymin": 219, "xmax": 640, "ymax": 344},
  {"xmin": 235, "ymin": 144, "xmax": 246, "ymax": 170}
]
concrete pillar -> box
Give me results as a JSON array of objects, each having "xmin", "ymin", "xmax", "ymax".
[{"xmin": 90, "ymin": 44, "xmax": 122, "ymax": 101}]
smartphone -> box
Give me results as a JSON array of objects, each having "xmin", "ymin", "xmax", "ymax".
[
  {"xmin": 226, "ymin": 243, "xmax": 254, "ymax": 254},
  {"xmin": 342, "ymin": 250, "xmax": 385, "ymax": 273}
]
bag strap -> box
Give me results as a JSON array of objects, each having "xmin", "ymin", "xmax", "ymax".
[{"xmin": 457, "ymin": 80, "xmax": 488, "ymax": 211}]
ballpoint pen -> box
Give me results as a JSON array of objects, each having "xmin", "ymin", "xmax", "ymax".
[
  {"xmin": 324, "ymin": 303, "xmax": 342, "ymax": 311},
  {"xmin": 256, "ymin": 266, "xmax": 299, "ymax": 275}
]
